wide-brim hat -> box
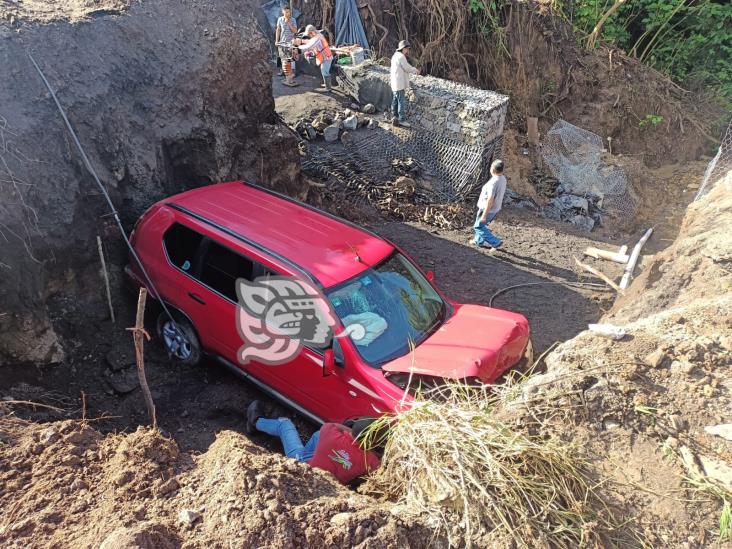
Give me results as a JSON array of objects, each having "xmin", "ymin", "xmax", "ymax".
[{"xmin": 397, "ymin": 40, "xmax": 410, "ymax": 51}]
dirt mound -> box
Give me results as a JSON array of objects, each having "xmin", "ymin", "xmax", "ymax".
[
  {"xmin": 0, "ymin": 416, "xmax": 442, "ymax": 548},
  {"xmin": 515, "ymin": 176, "xmax": 732, "ymax": 546}
]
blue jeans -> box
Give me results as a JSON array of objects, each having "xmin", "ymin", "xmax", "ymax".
[
  {"xmin": 391, "ymin": 89, "xmax": 407, "ymax": 121},
  {"xmin": 473, "ymin": 209, "xmax": 502, "ymax": 248},
  {"xmin": 320, "ymin": 58, "xmax": 333, "ymax": 86},
  {"xmin": 256, "ymin": 417, "xmax": 320, "ymax": 462}
]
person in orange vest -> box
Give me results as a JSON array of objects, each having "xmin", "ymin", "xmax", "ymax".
[
  {"xmin": 246, "ymin": 400, "xmax": 381, "ymax": 484},
  {"xmin": 296, "ymin": 24, "xmax": 334, "ymax": 92}
]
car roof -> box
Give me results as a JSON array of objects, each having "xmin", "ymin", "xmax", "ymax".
[{"xmin": 167, "ymin": 181, "xmax": 395, "ymax": 288}]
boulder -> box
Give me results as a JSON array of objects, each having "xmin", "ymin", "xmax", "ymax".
[
  {"xmin": 342, "ymin": 115, "xmax": 359, "ymax": 131},
  {"xmin": 568, "ymin": 215, "xmax": 595, "ymax": 232},
  {"xmin": 323, "ymin": 124, "xmax": 340, "ymax": 143}
]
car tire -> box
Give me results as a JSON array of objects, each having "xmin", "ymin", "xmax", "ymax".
[{"xmin": 156, "ymin": 311, "xmax": 202, "ymax": 367}]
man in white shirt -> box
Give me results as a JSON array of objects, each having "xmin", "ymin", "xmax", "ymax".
[
  {"xmin": 473, "ymin": 160, "xmax": 507, "ymax": 249},
  {"xmin": 390, "ymin": 40, "xmax": 420, "ymax": 127}
]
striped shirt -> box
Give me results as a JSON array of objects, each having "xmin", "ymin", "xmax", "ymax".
[{"xmin": 277, "ymin": 16, "xmax": 297, "ymax": 43}]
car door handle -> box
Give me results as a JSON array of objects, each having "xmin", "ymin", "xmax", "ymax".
[{"xmin": 188, "ymin": 292, "xmax": 206, "ymax": 305}]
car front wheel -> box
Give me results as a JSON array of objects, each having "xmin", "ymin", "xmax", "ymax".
[{"xmin": 156, "ymin": 312, "xmax": 201, "ymax": 367}]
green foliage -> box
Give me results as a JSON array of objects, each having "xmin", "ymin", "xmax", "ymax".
[
  {"xmin": 563, "ymin": 0, "xmax": 732, "ymax": 102},
  {"xmin": 721, "ymin": 500, "xmax": 731, "ymax": 542},
  {"xmin": 639, "ymin": 114, "xmax": 664, "ymax": 127},
  {"xmin": 467, "ymin": 0, "xmax": 509, "ymax": 53}
]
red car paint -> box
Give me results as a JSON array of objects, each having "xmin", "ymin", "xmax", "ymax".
[
  {"xmin": 126, "ymin": 181, "xmax": 530, "ymax": 424},
  {"xmin": 381, "ymin": 304, "xmax": 529, "ymax": 383}
]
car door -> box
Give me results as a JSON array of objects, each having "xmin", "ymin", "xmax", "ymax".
[
  {"xmin": 175, "ymin": 231, "xmax": 326, "ymax": 410},
  {"xmin": 276, "ymin": 340, "xmax": 389, "ymax": 423}
]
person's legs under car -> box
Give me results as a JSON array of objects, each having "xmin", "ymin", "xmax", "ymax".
[{"xmin": 255, "ymin": 417, "xmax": 311, "ymax": 461}]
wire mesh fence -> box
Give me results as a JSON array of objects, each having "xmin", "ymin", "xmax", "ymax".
[
  {"xmin": 541, "ymin": 120, "xmax": 637, "ymax": 219},
  {"xmin": 695, "ymin": 119, "xmax": 732, "ymax": 201},
  {"xmin": 301, "ymin": 123, "xmax": 500, "ymax": 203}
]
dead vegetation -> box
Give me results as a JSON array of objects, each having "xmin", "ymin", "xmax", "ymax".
[{"xmin": 361, "ymin": 384, "xmax": 628, "ymax": 548}]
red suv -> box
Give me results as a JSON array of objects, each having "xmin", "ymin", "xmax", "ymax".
[{"xmin": 126, "ymin": 181, "xmax": 531, "ymax": 424}]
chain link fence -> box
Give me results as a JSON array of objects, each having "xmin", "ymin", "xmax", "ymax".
[{"xmin": 695, "ymin": 119, "xmax": 732, "ymax": 201}]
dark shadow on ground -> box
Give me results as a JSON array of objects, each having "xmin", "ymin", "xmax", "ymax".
[{"xmin": 373, "ymin": 220, "xmax": 611, "ymax": 355}]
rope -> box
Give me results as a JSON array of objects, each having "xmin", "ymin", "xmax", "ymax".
[{"xmin": 489, "ymin": 281, "xmax": 609, "ymax": 307}]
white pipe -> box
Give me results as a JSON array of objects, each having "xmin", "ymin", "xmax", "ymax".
[
  {"xmin": 620, "ymin": 228, "xmax": 653, "ymax": 289},
  {"xmin": 584, "ymin": 246, "xmax": 629, "ymax": 264}
]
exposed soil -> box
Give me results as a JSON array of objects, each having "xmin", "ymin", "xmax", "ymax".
[
  {"xmin": 0, "ymin": 0, "xmax": 131, "ymax": 24},
  {"xmin": 0, "ymin": 414, "xmax": 442, "ymax": 548},
  {"xmin": 1, "ymin": 1, "xmax": 730, "ymax": 548},
  {"xmin": 0, "ymin": 0, "xmax": 301, "ymax": 366}
]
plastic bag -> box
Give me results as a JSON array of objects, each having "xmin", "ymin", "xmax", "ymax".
[{"xmin": 342, "ymin": 312, "xmax": 388, "ymax": 346}]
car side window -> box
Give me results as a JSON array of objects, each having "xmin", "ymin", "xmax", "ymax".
[
  {"xmin": 163, "ymin": 223, "xmax": 204, "ymax": 273},
  {"xmin": 199, "ymin": 240, "xmax": 255, "ymax": 302}
]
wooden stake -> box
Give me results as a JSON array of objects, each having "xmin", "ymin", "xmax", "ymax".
[
  {"xmin": 574, "ymin": 257, "xmax": 624, "ymax": 293},
  {"xmin": 127, "ymin": 288, "xmax": 157, "ymax": 429},
  {"xmin": 527, "ymin": 116, "xmax": 539, "ymax": 145},
  {"xmin": 97, "ymin": 235, "xmax": 115, "ymax": 323}
]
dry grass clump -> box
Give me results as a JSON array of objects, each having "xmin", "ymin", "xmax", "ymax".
[{"xmin": 360, "ymin": 385, "xmax": 619, "ymax": 548}]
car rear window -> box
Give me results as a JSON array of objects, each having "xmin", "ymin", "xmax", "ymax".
[
  {"xmin": 164, "ymin": 223, "xmax": 203, "ymax": 272},
  {"xmin": 199, "ymin": 241, "xmax": 254, "ymax": 301},
  {"xmin": 164, "ymin": 222, "xmax": 276, "ymax": 302}
]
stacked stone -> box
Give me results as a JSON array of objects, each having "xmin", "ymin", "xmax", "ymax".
[
  {"xmin": 343, "ymin": 64, "xmax": 508, "ymax": 149},
  {"xmin": 337, "ymin": 63, "xmax": 508, "ymax": 200}
]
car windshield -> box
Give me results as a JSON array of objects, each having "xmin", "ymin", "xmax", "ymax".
[{"xmin": 326, "ymin": 252, "xmax": 445, "ymax": 366}]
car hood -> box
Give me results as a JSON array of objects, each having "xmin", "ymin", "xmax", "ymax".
[{"xmin": 382, "ymin": 303, "xmax": 530, "ymax": 383}]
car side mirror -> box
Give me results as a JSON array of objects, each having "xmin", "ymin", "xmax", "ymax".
[
  {"xmin": 323, "ymin": 349, "xmax": 336, "ymax": 377},
  {"xmin": 426, "ymin": 270, "xmax": 435, "ymax": 282},
  {"xmin": 332, "ymin": 337, "xmax": 345, "ymax": 367}
]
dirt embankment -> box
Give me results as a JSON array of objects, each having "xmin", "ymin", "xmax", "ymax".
[
  {"xmin": 302, "ymin": 0, "xmax": 722, "ymax": 167},
  {"xmin": 516, "ymin": 176, "xmax": 732, "ymax": 546},
  {"xmin": 0, "ymin": 0, "xmax": 301, "ymax": 366},
  {"xmin": 0, "ymin": 416, "xmax": 441, "ymax": 548}
]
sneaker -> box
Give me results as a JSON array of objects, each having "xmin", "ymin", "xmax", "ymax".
[
  {"xmin": 246, "ymin": 400, "xmax": 265, "ymax": 435},
  {"xmin": 397, "ymin": 120, "xmax": 411, "ymax": 128}
]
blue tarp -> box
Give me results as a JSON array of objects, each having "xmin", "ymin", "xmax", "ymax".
[{"xmin": 335, "ymin": 0, "xmax": 370, "ymax": 49}]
